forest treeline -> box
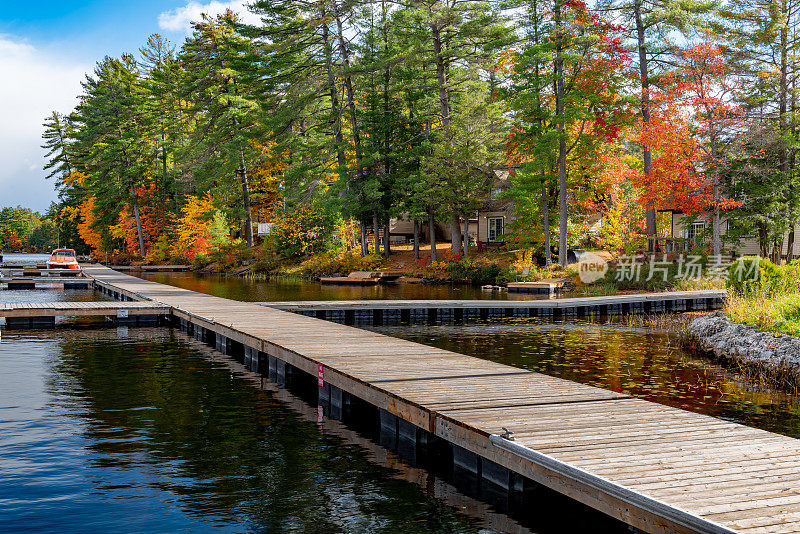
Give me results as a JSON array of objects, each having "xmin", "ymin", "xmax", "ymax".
[
  {"xmin": 38, "ymin": 0, "xmax": 800, "ymax": 265},
  {"xmin": 0, "ymin": 206, "xmax": 59, "ymax": 253}
]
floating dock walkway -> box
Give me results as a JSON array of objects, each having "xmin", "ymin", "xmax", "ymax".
[
  {"xmin": 5, "ymin": 266, "xmax": 798, "ymax": 533},
  {"xmin": 0, "ymin": 301, "xmax": 170, "ymax": 327},
  {"xmin": 262, "ymin": 290, "xmax": 725, "ymax": 325},
  {"xmin": 0, "ymin": 277, "xmax": 93, "ymax": 289}
]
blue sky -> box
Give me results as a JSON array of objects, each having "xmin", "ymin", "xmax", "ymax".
[{"xmin": 0, "ymin": 1, "xmax": 257, "ymax": 212}]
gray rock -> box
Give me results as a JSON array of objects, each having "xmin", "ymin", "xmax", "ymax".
[{"xmin": 687, "ymin": 311, "xmax": 800, "ymax": 379}]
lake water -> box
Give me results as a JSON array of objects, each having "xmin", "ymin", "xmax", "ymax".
[
  {"xmin": 136, "ymin": 271, "xmax": 547, "ymax": 301},
  {"xmin": 0, "ymin": 329, "xmax": 625, "ymax": 533},
  {"xmin": 0, "ymin": 253, "xmax": 50, "ymax": 264}
]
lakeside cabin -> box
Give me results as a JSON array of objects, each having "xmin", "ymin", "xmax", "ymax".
[
  {"xmin": 389, "ymin": 169, "xmax": 516, "ymax": 247},
  {"xmin": 658, "ymin": 209, "xmax": 800, "ymax": 259}
]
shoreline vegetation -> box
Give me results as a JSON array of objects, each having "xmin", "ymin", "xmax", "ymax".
[
  {"xmin": 685, "ymin": 257, "xmax": 800, "ymax": 390},
  {"xmin": 116, "ymin": 244, "xmax": 730, "ymax": 296}
]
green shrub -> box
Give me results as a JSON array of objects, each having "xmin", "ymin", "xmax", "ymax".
[
  {"xmin": 447, "ymin": 260, "xmax": 502, "ymax": 283},
  {"xmin": 727, "ymin": 257, "xmax": 797, "ymax": 296},
  {"xmin": 268, "ymin": 204, "xmax": 334, "ymax": 258},
  {"xmin": 300, "ymin": 252, "xmax": 384, "ymax": 277}
]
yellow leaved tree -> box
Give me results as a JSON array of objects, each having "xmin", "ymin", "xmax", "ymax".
[{"xmin": 174, "ymin": 192, "xmax": 215, "ymax": 258}]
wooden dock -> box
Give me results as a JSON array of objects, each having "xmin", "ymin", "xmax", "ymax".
[
  {"xmin": 1, "ymin": 268, "xmax": 82, "ymax": 277},
  {"xmin": 0, "ymin": 277, "xmax": 93, "ymax": 289},
  {"xmin": 69, "ymin": 265, "xmax": 800, "ymax": 533},
  {"xmin": 261, "ymin": 290, "xmax": 726, "ymax": 325},
  {"xmin": 507, "ymin": 278, "xmax": 567, "ymax": 294},
  {"xmin": 0, "ymin": 301, "xmax": 170, "ymax": 327}
]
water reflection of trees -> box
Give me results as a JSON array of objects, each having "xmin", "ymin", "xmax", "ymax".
[{"xmin": 49, "ymin": 330, "xmax": 482, "ymax": 533}]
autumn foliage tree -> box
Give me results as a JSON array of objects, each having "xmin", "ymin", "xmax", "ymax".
[{"xmin": 634, "ymin": 43, "xmax": 741, "ymax": 254}]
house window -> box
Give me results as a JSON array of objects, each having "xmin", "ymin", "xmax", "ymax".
[
  {"xmin": 686, "ymin": 222, "xmax": 705, "ymax": 240},
  {"xmin": 488, "ymin": 217, "xmax": 504, "ymax": 242}
]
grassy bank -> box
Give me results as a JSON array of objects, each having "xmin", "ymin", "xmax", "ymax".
[
  {"xmin": 725, "ymin": 292, "xmax": 800, "ymax": 336},
  {"xmin": 721, "ymin": 257, "xmax": 800, "ymax": 336}
]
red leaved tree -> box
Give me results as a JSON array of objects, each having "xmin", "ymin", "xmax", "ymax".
[{"xmin": 633, "ymin": 42, "xmax": 741, "ymax": 254}]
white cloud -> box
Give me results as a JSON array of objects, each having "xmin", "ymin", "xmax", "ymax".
[
  {"xmin": 0, "ymin": 36, "xmax": 88, "ymax": 211},
  {"xmin": 158, "ymin": 1, "xmax": 262, "ymax": 34}
]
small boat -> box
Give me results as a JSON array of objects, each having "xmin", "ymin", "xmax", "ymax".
[{"xmin": 46, "ymin": 248, "xmax": 80, "ymax": 270}]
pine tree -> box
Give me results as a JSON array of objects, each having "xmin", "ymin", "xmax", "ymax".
[{"xmin": 180, "ymin": 11, "xmax": 264, "ymax": 246}]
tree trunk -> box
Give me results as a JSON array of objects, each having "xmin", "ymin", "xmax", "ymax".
[
  {"xmin": 161, "ymin": 128, "xmax": 169, "ymax": 200},
  {"xmin": 429, "ymin": 207, "xmax": 437, "ymax": 262},
  {"xmin": 333, "ymin": 3, "xmax": 364, "ymax": 178},
  {"xmin": 373, "ymin": 211, "xmax": 380, "ymax": 255},
  {"xmin": 463, "ymin": 215, "xmax": 469, "ymax": 258},
  {"xmin": 780, "ymin": 0, "xmax": 789, "ymax": 180},
  {"xmin": 541, "ymin": 170, "xmax": 551, "ymax": 265},
  {"xmin": 130, "ymin": 184, "xmax": 145, "ymax": 256},
  {"xmin": 383, "ymin": 219, "xmax": 390, "ymax": 258},
  {"xmin": 239, "ymin": 148, "xmax": 254, "ymax": 247},
  {"xmin": 555, "ymin": 0, "xmax": 568, "ymax": 267},
  {"xmin": 635, "ymin": 0, "xmax": 657, "ymax": 248},
  {"xmin": 450, "ymin": 216, "xmax": 462, "ymax": 254},
  {"xmin": 320, "ymin": 7, "xmax": 346, "ymax": 180},
  {"xmin": 758, "ymin": 223, "xmax": 768, "ymax": 257},
  {"xmin": 431, "ymin": 24, "xmax": 450, "ymax": 131},
  {"xmin": 413, "ymin": 220, "xmax": 420, "ymax": 262},
  {"xmin": 360, "ymin": 221, "xmax": 368, "ymax": 256}
]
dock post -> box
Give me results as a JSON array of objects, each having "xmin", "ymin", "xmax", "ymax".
[
  {"xmin": 452, "ymin": 444, "xmax": 480, "ymax": 493},
  {"xmin": 379, "ymin": 409, "xmax": 398, "ymax": 449},
  {"xmin": 329, "ymin": 385, "xmax": 343, "ymax": 420},
  {"xmin": 276, "ymin": 358, "xmax": 286, "ymax": 386},
  {"xmin": 243, "ymin": 346, "xmax": 253, "ymax": 369},
  {"xmin": 254, "ymin": 351, "xmax": 267, "ymax": 373},
  {"xmin": 318, "ymin": 381, "xmax": 331, "ymax": 414},
  {"xmin": 215, "ymin": 334, "xmax": 228, "ymax": 355},
  {"xmin": 481, "ymin": 457, "xmax": 513, "ymax": 490}
]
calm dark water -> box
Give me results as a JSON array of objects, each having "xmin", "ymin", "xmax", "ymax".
[
  {"xmin": 136, "ymin": 272, "xmax": 543, "ymax": 302},
  {"xmin": 0, "ymin": 331, "xmax": 502, "ymax": 533},
  {"xmin": 372, "ymin": 323, "xmax": 800, "ymax": 439}
]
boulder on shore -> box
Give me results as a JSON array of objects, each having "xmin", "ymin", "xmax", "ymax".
[{"xmin": 688, "ymin": 311, "xmax": 800, "ymax": 381}]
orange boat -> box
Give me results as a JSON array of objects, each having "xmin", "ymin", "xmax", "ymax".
[{"xmin": 47, "ymin": 248, "xmax": 80, "ymax": 270}]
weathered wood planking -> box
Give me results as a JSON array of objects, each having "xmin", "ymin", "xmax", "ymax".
[
  {"xmin": 0, "ymin": 301, "xmax": 171, "ymax": 318},
  {"xmin": 82, "ymin": 265, "xmax": 800, "ymax": 533}
]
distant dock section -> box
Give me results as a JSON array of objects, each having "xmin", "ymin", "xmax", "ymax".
[
  {"xmin": 0, "ymin": 301, "xmax": 170, "ymax": 327},
  {"xmin": 262, "ymin": 290, "xmax": 726, "ymax": 326}
]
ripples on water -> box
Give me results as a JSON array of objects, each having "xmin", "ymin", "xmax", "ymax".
[{"xmin": 0, "ymin": 330, "xmax": 506, "ymax": 533}]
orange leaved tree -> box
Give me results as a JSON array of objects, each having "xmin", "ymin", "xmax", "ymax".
[{"xmin": 634, "ymin": 43, "xmax": 741, "ymax": 255}]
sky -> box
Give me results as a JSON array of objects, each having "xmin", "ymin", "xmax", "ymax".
[{"xmin": 0, "ymin": 0, "xmax": 260, "ymax": 212}]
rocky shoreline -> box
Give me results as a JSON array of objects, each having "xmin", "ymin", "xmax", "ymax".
[{"xmin": 688, "ymin": 311, "xmax": 800, "ymax": 386}]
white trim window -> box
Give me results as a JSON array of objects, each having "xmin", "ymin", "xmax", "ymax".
[
  {"xmin": 488, "ymin": 216, "xmax": 504, "ymax": 242},
  {"xmin": 686, "ymin": 221, "xmax": 705, "ymax": 240}
]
